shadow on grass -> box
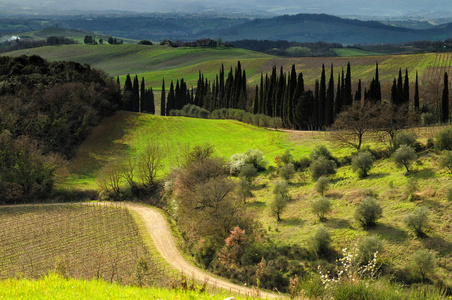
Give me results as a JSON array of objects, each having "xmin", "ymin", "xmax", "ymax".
[
  {"xmin": 422, "ymin": 236, "xmax": 452, "ymax": 255},
  {"xmin": 282, "ymin": 217, "xmax": 305, "ymax": 227},
  {"xmin": 248, "ymin": 200, "xmax": 266, "ymax": 208},
  {"xmin": 409, "ymin": 168, "xmax": 437, "ymax": 180},
  {"xmin": 372, "ymin": 223, "xmax": 408, "ymax": 242},
  {"xmin": 326, "ymin": 217, "xmax": 352, "ymax": 229},
  {"xmin": 367, "ymin": 172, "xmax": 391, "ymax": 179}
]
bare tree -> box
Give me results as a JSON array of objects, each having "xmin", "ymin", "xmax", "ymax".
[
  {"xmin": 331, "ymin": 102, "xmax": 379, "ymax": 150},
  {"xmin": 137, "ymin": 141, "xmax": 165, "ymax": 189}
]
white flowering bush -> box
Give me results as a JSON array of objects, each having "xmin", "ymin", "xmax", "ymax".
[
  {"xmin": 229, "ymin": 153, "xmax": 246, "ymax": 175},
  {"xmin": 318, "ymin": 245, "xmax": 380, "ymax": 289}
]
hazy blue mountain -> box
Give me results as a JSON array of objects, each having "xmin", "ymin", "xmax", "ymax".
[{"xmin": 1, "ymin": 0, "xmax": 451, "ymax": 17}]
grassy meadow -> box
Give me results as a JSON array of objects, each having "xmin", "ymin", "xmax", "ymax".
[{"xmin": 0, "ymin": 273, "xmax": 257, "ymax": 300}]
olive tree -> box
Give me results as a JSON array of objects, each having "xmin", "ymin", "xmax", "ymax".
[
  {"xmin": 351, "ymin": 151, "xmax": 375, "ymax": 178},
  {"xmin": 392, "ymin": 145, "xmax": 417, "ymax": 173},
  {"xmin": 354, "ymin": 197, "xmax": 383, "ymax": 228}
]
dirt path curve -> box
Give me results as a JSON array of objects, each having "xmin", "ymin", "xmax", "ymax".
[{"xmin": 124, "ymin": 202, "xmax": 286, "ymax": 299}]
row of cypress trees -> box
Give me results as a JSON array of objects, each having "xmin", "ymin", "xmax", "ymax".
[{"xmin": 121, "ymin": 61, "xmax": 450, "ymax": 127}]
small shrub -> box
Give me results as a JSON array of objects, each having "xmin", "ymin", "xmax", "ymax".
[
  {"xmin": 404, "ymin": 206, "xmax": 429, "ymax": 237},
  {"xmin": 351, "ymin": 151, "xmax": 375, "ymax": 178},
  {"xmin": 311, "ymin": 197, "xmax": 332, "ymax": 222},
  {"xmin": 239, "ymin": 163, "xmax": 258, "ymax": 183},
  {"xmin": 392, "ymin": 145, "xmax": 417, "ymax": 173},
  {"xmin": 411, "ymin": 249, "xmax": 435, "ymax": 282},
  {"xmin": 393, "ymin": 132, "xmax": 417, "ymax": 151},
  {"xmin": 438, "ymin": 150, "xmax": 452, "ymax": 173},
  {"xmin": 358, "ymin": 235, "xmax": 384, "ymax": 264},
  {"xmin": 435, "ymin": 127, "xmax": 452, "ymax": 150},
  {"xmin": 309, "ymin": 226, "xmax": 331, "ymax": 256},
  {"xmin": 294, "ymin": 157, "xmax": 311, "ymax": 171},
  {"xmin": 354, "ymin": 197, "xmax": 383, "ymax": 228},
  {"xmin": 271, "ymin": 180, "xmax": 290, "ymax": 221},
  {"xmin": 315, "ymin": 176, "xmax": 330, "ymax": 196},
  {"xmin": 310, "ymin": 145, "xmax": 338, "ymax": 164},
  {"xmin": 280, "ymin": 150, "xmax": 293, "ymax": 165},
  {"xmin": 405, "ymin": 178, "xmax": 419, "ymax": 201},
  {"xmin": 279, "ymin": 163, "xmax": 296, "ymax": 181},
  {"xmin": 310, "ymin": 157, "xmax": 337, "ymax": 181}
]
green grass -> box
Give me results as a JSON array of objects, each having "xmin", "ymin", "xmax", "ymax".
[
  {"xmin": 0, "ymin": 273, "xmax": 257, "ymax": 300},
  {"xmin": 63, "ymin": 112, "xmax": 326, "ymax": 189},
  {"xmin": 333, "ymin": 48, "xmax": 381, "ymax": 56}
]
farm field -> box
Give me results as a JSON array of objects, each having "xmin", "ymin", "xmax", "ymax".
[
  {"xmin": 4, "ymin": 44, "xmax": 452, "ymax": 98},
  {"xmin": 0, "ymin": 203, "xmax": 167, "ymax": 286}
]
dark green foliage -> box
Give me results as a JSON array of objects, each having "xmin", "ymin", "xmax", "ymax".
[
  {"xmin": 435, "ymin": 128, "xmax": 452, "ymax": 150},
  {"xmin": 279, "ymin": 163, "xmax": 296, "ymax": 181},
  {"xmin": 442, "ymin": 72, "xmax": 449, "ymax": 124},
  {"xmin": 160, "ymin": 79, "xmax": 166, "ymax": 116},
  {"xmin": 354, "ymin": 197, "xmax": 383, "ymax": 228},
  {"xmin": 271, "ymin": 180, "xmax": 290, "ymax": 221},
  {"xmin": 315, "ymin": 175, "xmax": 330, "ymax": 196},
  {"xmin": 404, "ymin": 207, "xmax": 429, "ymax": 237},
  {"xmin": 0, "ymin": 55, "xmax": 122, "ymax": 158},
  {"xmin": 0, "ymin": 131, "xmax": 59, "ymax": 202},
  {"xmin": 392, "ymin": 145, "xmax": 417, "ymax": 173},
  {"xmin": 414, "ymin": 71, "xmax": 420, "ymax": 110},
  {"xmin": 309, "ymin": 226, "xmax": 331, "ymax": 256},
  {"xmin": 393, "ymin": 132, "xmax": 417, "ymax": 150},
  {"xmin": 310, "ymin": 157, "xmax": 337, "ymax": 181}
]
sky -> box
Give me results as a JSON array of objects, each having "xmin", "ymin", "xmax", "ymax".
[{"xmin": 1, "ymin": 0, "xmax": 451, "ymax": 17}]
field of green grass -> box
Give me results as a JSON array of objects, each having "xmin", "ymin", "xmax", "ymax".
[
  {"xmin": 0, "ymin": 273, "xmax": 256, "ymax": 300},
  {"xmin": 63, "ymin": 111, "xmax": 324, "ymax": 189}
]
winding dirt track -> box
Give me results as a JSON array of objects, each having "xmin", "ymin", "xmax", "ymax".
[{"xmin": 124, "ymin": 202, "xmax": 286, "ymax": 299}]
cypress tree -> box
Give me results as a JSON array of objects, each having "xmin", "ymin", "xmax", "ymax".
[
  {"xmin": 116, "ymin": 76, "xmax": 120, "ymax": 86},
  {"xmin": 403, "ymin": 69, "xmax": 410, "ymax": 105},
  {"xmin": 292, "ymin": 72, "xmax": 304, "ymax": 129},
  {"xmin": 140, "ymin": 77, "xmax": 145, "ymax": 113},
  {"xmin": 259, "ymin": 73, "xmax": 264, "ymax": 114},
  {"xmin": 253, "ymin": 85, "xmax": 259, "ymax": 114},
  {"xmin": 376, "ymin": 63, "xmax": 381, "ymax": 101},
  {"xmin": 391, "ymin": 78, "xmax": 397, "ymax": 105},
  {"xmin": 326, "ymin": 63, "xmax": 334, "ymax": 127},
  {"xmin": 414, "ymin": 71, "xmax": 420, "ymax": 110},
  {"xmin": 123, "ymin": 74, "xmax": 133, "ymax": 111},
  {"xmin": 149, "ymin": 88, "xmax": 155, "ymax": 114},
  {"xmin": 396, "ymin": 69, "xmax": 403, "ymax": 105},
  {"xmin": 166, "ymin": 81, "xmax": 175, "ymax": 116},
  {"xmin": 313, "ymin": 80, "xmax": 320, "ymax": 130},
  {"xmin": 132, "ymin": 75, "xmax": 140, "ymax": 112},
  {"xmin": 335, "ymin": 72, "xmax": 343, "ymax": 116},
  {"xmin": 344, "ymin": 62, "xmax": 352, "ymax": 107},
  {"xmin": 160, "ymin": 78, "xmax": 166, "ymax": 116},
  {"xmin": 319, "ymin": 64, "xmax": 326, "ymax": 128},
  {"xmin": 354, "ymin": 79, "xmax": 362, "ymax": 104},
  {"xmin": 442, "ymin": 72, "xmax": 449, "ymax": 124}
]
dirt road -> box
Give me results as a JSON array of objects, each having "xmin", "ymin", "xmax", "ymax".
[{"xmin": 125, "ymin": 202, "xmax": 286, "ymax": 299}]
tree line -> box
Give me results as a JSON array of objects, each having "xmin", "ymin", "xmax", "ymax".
[{"xmin": 149, "ymin": 61, "xmax": 449, "ymax": 130}]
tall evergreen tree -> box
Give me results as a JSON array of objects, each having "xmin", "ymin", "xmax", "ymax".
[
  {"xmin": 313, "ymin": 80, "xmax": 320, "ymax": 129},
  {"xmin": 344, "ymin": 62, "xmax": 352, "ymax": 107},
  {"xmin": 354, "ymin": 79, "xmax": 362, "ymax": 103},
  {"xmin": 149, "ymin": 88, "xmax": 155, "ymax": 114},
  {"xmin": 253, "ymin": 85, "xmax": 259, "ymax": 114},
  {"xmin": 132, "ymin": 75, "xmax": 140, "ymax": 112},
  {"xmin": 319, "ymin": 64, "xmax": 326, "ymax": 128},
  {"xmin": 414, "ymin": 71, "xmax": 420, "ymax": 110},
  {"xmin": 140, "ymin": 77, "xmax": 145, "ymax": 113},
  {"xmin": 259, "ymin": 73, "xmax": 264, "ymax": 114},
  {"xmin": 166, "ymin": 81, "xmax": 175, "ymax": 116},
  {"xmin": 326, "ymin": 63, "xmax": 334, "ymax": 126},
  {"xmin": 292, "ymin": 72, "xmax": 304, "ymax": 129},
  {"xmin": 396, "ymin": 68, "xmax": 403, "ymax": 106},
  {"xmin": 335, "ymin": 72, "xmax": 343, "ymax": 116},
  {"xmin": 403, "ymin": 68, "xmax": 410, "ymax": 105},
  {"xmin": 442, "ymin": 72, "xmax": 449, "ymax": 124},
  {"xmin": 391, "ymin": 78, "xmax": 397, "ymax": 105},
  {"xmin": 160, "ymin": 78, "xmax": 166, "ymax": 116},
  {"xmin": 123, "ymin": 74, "xmax": 133, "ymax": 111}
]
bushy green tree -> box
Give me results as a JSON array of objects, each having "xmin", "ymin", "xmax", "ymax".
[
  {"xmin": 310, "ymin": 145, "xmax": 337, "ymax": 162},
  {"xmin": 404, "ymin": 206, "xmax": 429, "ymax": 237},
  {"xmin": 392, "ymin": 145, "xmax": 417, "ymax": 173},
  {"xmin": 435, "ymin": 128, "xmax": 452, "ymax": 150},
  {"xmin": 411, "ymin": 249, "xmax": 435, "ymax": 282},
  {"xmin": 309, "ymin": 226, "xmax": 331, "ymax": 256},
  {"xmin": 393, "ymin": 132, "xmax": 417, "ymax": 151},
  {"xmin": 358, "ymin": 235, "xmax": 383, "ymax": 264},
  {"xmin": 279, "ymin": 163, "xmax": 296, "ymax": 181},
  {"xmin": 311, "ymin": 197, "xmax": 332, "ymax": 222},
  {"xmin": 310, "ymin": 157, "xmax": 336, "ymax": 180},
  {"xmin": 354, "ymin": 197, "xmax": 383, "ymax": 228},
  {"xmin": 438, "ymin": 150, "xmax": 452, "ymax": 173},
  {"xmin": 271, "ymin": 180, "xmax": 290, "ymax": 221},
  {"xmin": 351, "ymin": 151, "xmax": 375, "ymax": 178},
  {"xmin": 315, "ymin": 175, "xmax": 330, "ymax": 196}
]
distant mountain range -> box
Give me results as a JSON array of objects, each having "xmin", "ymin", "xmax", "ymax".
[
  {"xmin": 207, "ymin": 13, "xmax": 452, "ymax": 44},
  {"xmin": 2, "ymin": 12, "xmax": 452, "ymax": 46}
]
